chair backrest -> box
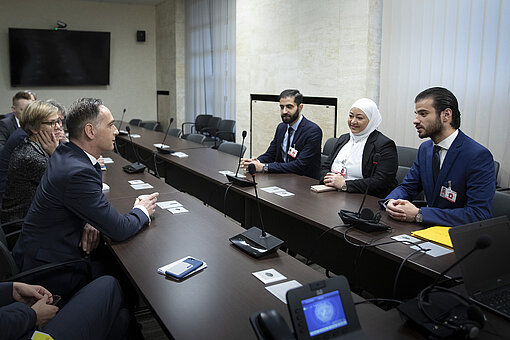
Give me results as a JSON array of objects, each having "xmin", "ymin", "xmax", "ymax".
[
  {"xmin": 320, "ymin": 154, "xmax": 328, "ymax": 168},
  {"xmin": 169, "ymin": 128, "xmax": 181, "ymax": 138},
  {"xmin": 140, "ymin": 121, "xmax": 161, "ymax": 131},
  {"xmin": 195, "ymin": 115, "xmax": 213, "ymax": 132},
  {"xmin": 396, "ymin": 146, "xmax": 418, "ymax": 167},
  {"xmin": 218, "ymin": 141, "xmax": 246, "ymax": 157},
  {"xmin": 493, "ymin": 191, "xmax": 510, "ymax": 220},
  {"xmin": 322, "ymin": 137, "xmax": 338, "ymax": 156},
  {"xmin": 494, "ymin": 160, "xmax": 500, "ymax": 184},
  {"xmin": 396, "ymin": 166, "xmax": 410, "ymax": 185},
  {"xmin": 0, "ymin": 227, "xmax": 18, "ymax": 280},
  {"xmin": 216, "ymin": 119, "xmax": 236, "ymax": 142},
  {"xmin": 187, "ymin": 133, "xmax": 206, "ymax": 144},
  {"xmin": 129, "ymin": 119, "xmax": 142, "ymax": 126}
]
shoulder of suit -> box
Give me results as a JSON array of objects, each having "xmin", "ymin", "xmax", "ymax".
[
  {"xmin": 369, "ymin": 130, "xmax": 394, "ymax": 145},
  {"xmin": 456, "ymin": 130, "xmax": 492, "ymax": 155}
]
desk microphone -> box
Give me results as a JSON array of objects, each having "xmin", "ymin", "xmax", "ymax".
[
  {"xmin": 156, "ymin": 118, "xmax": 175, "ymax": 154},
  {"xmin": 226, "ymin": 130, "xmax": 254, "ymax": 187},
  {"xmin": 117, "ymin": 108, "xmax": 128, "ymax": 135},
  {"xmin": 398, "ymin": 235, "xmax": 491, "ymax": 339},
  {"xmin": 229, "ymin": 163, "xmax": 284, "ymax": 258},
  {"xmin": 122, "ymin": 125, "xmax": 146, "ymax": 174},
  {"xmin": 338, "ymin": 153, "xmax": 389, "ymax": 232}
]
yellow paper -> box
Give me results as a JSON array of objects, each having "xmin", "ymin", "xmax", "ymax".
[
  {"xmin": 31, "ymin": 331, "xmax": 54, "ymax": 340},
  {"xmin": 411, "ymin": 226, "xmax": 452, "ymax": 248}
]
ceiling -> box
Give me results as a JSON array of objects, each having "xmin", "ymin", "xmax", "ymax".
[{"xmin": 76, "ymin": 0, "xmax": 166, "ymax": 6}]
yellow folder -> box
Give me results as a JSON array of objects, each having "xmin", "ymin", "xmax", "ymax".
[{"xmin": 411, "ymin": 226, "xmax": 452, "ymax": 248}]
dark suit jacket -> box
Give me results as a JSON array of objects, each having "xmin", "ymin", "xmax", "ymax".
[
  {"xmin": 0, "ymin": 128, "xmax": 27, "ymax": 202},
  {"xmin": 0, "ymin": 114, "xmax": 18, "ymax": 152},
  {"xmin": 13, "ymin": 142, "xmax": 149, "ymax": 277},
  {"xmin": 320, "ymin": 130, "xmax": 398, "ymax": 198},
  {"xmin": 384, "ymin": 130, "xmax": 496, "ymax": 226},
  {"xmin": 257, "ymin": 116, "xmax": 322, "ymax": 179},
  {"xmin": 0, "ymin": 282, "xmax": 36, "ymax": 340}
]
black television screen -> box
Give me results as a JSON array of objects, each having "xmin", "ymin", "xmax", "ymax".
[{"xmin": 9, "ymin": 28, "xmax": 110, "ymax": 86}]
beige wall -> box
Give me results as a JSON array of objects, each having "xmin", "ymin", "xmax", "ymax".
[
  {"xmin": 0, "ymin": 0, "xmax": 157, "ymax": 122},
  {"xmin": 156, "ymin": 0, "xmax": 185, "ymax": 130},
  {"xmin": 236, "ymin": 0, "xmax": 382, "ymax": 157}
]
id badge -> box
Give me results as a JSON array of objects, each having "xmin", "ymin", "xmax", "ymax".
[
  {"xmin": 287, "ymin": 146, "xmax": 298, "ymax": 159},
  {"xmin": 440, "ymin": 183, "xmax": 457, "ymax": 203},
  {"xmin": 339, "ymin": 166, "xmax": 347, "ymax": 177}
]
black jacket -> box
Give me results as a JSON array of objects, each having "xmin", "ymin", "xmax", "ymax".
[{"xmin": 320, "ymin": 130, "xmax": 398, "ymax": 198}]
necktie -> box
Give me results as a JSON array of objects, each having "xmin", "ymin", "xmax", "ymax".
[
  {"xmin": 286, "ymin": 127, "xmax": 294, "ymax": 162},
  {"xmin": 432, "ymin": 145, "xmax": 441, "ymax": 183},
  {"xmin": 94, "ymin": 162, "xmax": 103, "ymax": 180}
]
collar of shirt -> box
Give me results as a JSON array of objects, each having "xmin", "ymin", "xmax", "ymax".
[
  {"xmin": 435, "ymin": 129, "xmax": 459, "ymax": 167},
  {"xmin": 15, "ymin": 116, "xmax": 20, "ymax": 128},
  {"xmin": 82, "ymin": 149, "xmax": 100, "ymax": 167},
  {"xmin": 288, "ymin": 114, "xmax": 303, "ymax": 131}
]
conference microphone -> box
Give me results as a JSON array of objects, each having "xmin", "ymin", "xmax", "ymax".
[
  {"xmin": 229, "ymin": 163, "xmax": 284, "ymax": 258},
  {"xmin": 122, "ymin": 125, "xmax": 147, "ymax": 174},
  {"xmin": 338, "ymin": 153, "xmax": 389, "ymax": 232},
  {"xmin": 155, "ymin": 117, "xmax": 175, "ymax": 154},
  {"xmin": 226, "ymin": 130, "xmax": 254, "ymax": 187},
  {"xmin": 117, "ymin": 108, "xmax": 128, "ymax": 135},
  {"xmin": 398, "ymin": 235, "xmax": 491, "ymax": 338}
]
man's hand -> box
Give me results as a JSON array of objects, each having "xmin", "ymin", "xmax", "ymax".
[
  {"xmin": 34, "ymin": 130, "xmax": 59, "ymax": 155},
  {"xmin": 386, "ymin": 199, "xmax": 420, "ymax": 222},
  {"xmin": 31, "ymin": 294, "xmax": 59, "ymax": 326},
  {"xmin": 12, "ymin": 282, "xmax": 52, "ymax": 306},
  {"xmin": 134, "ymin": 192, "xmax": 159, "ymax": 216},
  {"xmin": 323, "ymin": 172, "xmax": 346, "ymax": 189},
  {"xmin": 240, "ymin": 157, "xmax": 257, "ymax": 170},
  {"xmin": 79, "ymin": 224, "xmax": 101, "ymax": 254}
]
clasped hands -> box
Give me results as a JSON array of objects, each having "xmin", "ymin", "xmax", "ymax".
[
  {"xmin": 240, "ymin": 157, "xmax": 264, "ymax": 172},
  {"xmin": 385, "ymin": 199, "xmax": 420, "ymax": 222},
  {"xmin": 13, "ymin": 282, "xmax": 59, "ymax": 326}
]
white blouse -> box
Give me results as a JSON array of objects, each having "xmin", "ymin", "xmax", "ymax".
[{"xmin": 330, "ymin": 137, "xmax": 368, "ymax": 180}]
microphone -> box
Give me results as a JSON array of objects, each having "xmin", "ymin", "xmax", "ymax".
[
  {"xmin": 229, "ymin": 163, "xmax": 284, "ymax": 258},
  {"xmin": 398, "ymin": 235, "xmax": 491, "ymax": 338},
  {"xmin": 226, "ymin": 130, "xmax": 254, "ymax": 187},
  {"xmin": 122, "ymin": 125, "xmax": 147, "ymax": 174},
  {"xmin": 117, "ymin": 109, "xmax": 128, "ymax": 135},
  {"xmin": 155, "ymin": 118, "xmax": 175, "ymax": 154},
  {"xmin": 338, "ymin": 153, "xmax": 389, "ymax": 232}
]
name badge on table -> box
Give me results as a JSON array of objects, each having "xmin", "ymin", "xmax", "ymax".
[
  {"xmin": 287, "ymin": 146, "xmax": 298, "ymax": 159},
  {"xmin": 440, "ymin": 181, "xmax": 457, "ymax": 203}
]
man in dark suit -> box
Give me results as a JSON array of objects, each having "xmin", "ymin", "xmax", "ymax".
[
  {"xmin": 0, "ymin": 91, "xmax": 33, "ymax": 152},
  {"xmin": 12, "ymin": 98, "xmax": 159, "ymax": 297},
  {"xmin": 0, "ymin": 276, "xmax": 129, "ymax": 339},
  {"xmin": 383, "ymin": 87, "xmax": 496, "ymax": 226},
  {"xmin": 241, "ymin": 89, "xmax": 323, "ymax": 179}
]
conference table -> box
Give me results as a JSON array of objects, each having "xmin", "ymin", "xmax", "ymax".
[{"xmin": 104, "ymin": 145, "xmax": 509, "ymax": 339}]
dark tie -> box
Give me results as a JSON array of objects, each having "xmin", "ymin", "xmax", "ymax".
[
  {"xmin": 94, "ymin": 162, "xmax": 103, "ymax": 180},
  {"xmin": 285, "ymin": 127, "xmax": 294, "ymax": 162},
  {"xmin": 432, "ymin": 145, "xmax": 441, "ymax": 183}
]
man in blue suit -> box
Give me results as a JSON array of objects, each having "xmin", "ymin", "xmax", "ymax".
[
  {"xmin": 241, "ymin": 89, "xmax": 323, "ymax": 179},
  {"xmin": 383, "ymin": 87, "xmax": 496, "ymax": 227},
  {"xmin": 13, "ymin": 98, "xmax": 159, "ymax": 297},
  {"xmin": 0, "ymin": 276, "xmax": 128, "ymax": 340}
]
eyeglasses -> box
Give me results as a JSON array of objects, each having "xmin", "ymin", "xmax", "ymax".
[{"xmin": 41, "ymin": 119, "xmax": 63, "ymax": 128}]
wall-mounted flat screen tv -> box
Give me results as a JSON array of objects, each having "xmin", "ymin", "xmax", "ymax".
[{"xmin": 9, "ymin": 28, "xmax": 110, "ymax": 86}]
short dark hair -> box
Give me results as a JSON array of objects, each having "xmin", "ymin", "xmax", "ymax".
[
  {"xmin": 46, "ymin": 99, "xmax": 67, "ymax": 117},
  {"xmin": 279, "ymin": 89, "xmax": 303, "ymax": 106},
  {"xmin": 12, "ymin": 91, "xmax": 32, "ymax": 106},
  {"xmin": 415, "ymin": 87, "xmax": 461, "ymax": 129},
  {"xmin": 67, "ymin": 98, "xmax": 104, "ymax": 139}
]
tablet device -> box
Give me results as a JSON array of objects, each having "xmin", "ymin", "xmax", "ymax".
[{"xmin": 286, "ymin": 276, "xmax": 367, "ymax": 340}]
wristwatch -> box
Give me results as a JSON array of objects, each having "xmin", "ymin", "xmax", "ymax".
[
  {"xmin": 341, "ymin": 183, "xmax": 347, "ymax": 192},
  {"xmin": 263, "ymin": 163, "xmax": 269, "ymax": 173},
  {"xmin": 415, "ymin": 208, "xmax": 423, "ymax": 223}
]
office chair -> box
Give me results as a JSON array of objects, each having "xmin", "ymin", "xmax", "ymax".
[
  {"xmin": 218, "ymin": 142, "xmax": 246, "ymax": 157},
  {"xmin": 129, "ymin": 119, "xmax": 142, "ymax": 126},
  {"xmin": 181, "ymin": 114, "xmax": 212, "ymax": 139},
  {"xmin": 396, "ymin": 146, "xmax": 418, "ymax": 167},
  {"xmin": 186, "ymin": 134, "xmax": 206, "ymax": 145}
]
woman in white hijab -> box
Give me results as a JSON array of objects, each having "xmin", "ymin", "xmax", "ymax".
[{"xmin": 319, "ymin": 98, "xmax": 398, "ymax": 198}]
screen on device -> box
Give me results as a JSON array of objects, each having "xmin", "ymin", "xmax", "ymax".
[{"xmin": 301, "ymin": 290, "xmax": 348, "ymax": 337}]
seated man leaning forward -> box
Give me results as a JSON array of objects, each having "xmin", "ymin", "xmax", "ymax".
[
  {"xmin": 13, "ymin": 98, "xmax": 158, "ymax": 296},
  {"xmin": 241, "ymin": 89, "xmax": 323, "ymax": 179},
  {"xmin": 382, "ymin": 87, "xmax": 496, "ymax": 227}
]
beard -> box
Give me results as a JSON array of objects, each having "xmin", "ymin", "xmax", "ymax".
[
  {"xmin": 418, "ymin": 115, "xmax": 443, "ymax": 139},
  {"xmin": 281, "ymin": 109, "xmax": 300, "ymax": 124}
]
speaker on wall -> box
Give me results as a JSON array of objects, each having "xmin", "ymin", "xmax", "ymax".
[{"xmin": 136, "ymin": 30, "xmax": 146, "ymax": 42}]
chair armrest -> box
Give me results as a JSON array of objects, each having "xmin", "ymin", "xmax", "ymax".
[
  {"xmin": 7, "ymin": 258, "xmax": 92, "ymax": 283},
  {"xmin": 181, "ymin": 122, "xmax": 196, "ymax": 135}
]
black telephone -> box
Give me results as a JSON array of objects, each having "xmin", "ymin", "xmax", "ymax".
[{"xmin": 250, "ymin": 276, "xmax": 367, "ymax": 340}]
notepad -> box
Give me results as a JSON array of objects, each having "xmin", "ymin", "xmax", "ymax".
[{"xmin": 411, "ymin": 226, "xmax": 452, "ymax": 248}]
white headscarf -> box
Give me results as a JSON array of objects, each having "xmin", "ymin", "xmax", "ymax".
[{"xmin": 348, "ymin": 98, "xmax": 382, "ymax": 142}]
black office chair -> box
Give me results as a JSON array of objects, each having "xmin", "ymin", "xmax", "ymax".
[
  {"xmin": 207, "ymin": 119, "xmax": 236, "ymax": 148},
  {"xmin": 168, "ymin": 128, "xmax": 181, "ymax": 138},
  {"xmin": 321, "ymin": 137, "xmax": 338, "ymax": 167},
  {"xmin": 396, "ymin": 146, "xmax": 418, "ymax": 167},
  {"xmin": 140, "ymin": 121, "xmax": 162, "ymax": 132},
  {"xmin": 186, "ymin": 133, "xmax": 206, "ymax": 145},
  {"xmin": 492, "ymin": 191, "xmax": 510, "ymax": 220},
  {"xmin": 218, "ymin": 142, "xmax": 246, "ymax": 157},
  {"xmin": 0, "ymin": 220, "xmax": 91, "ymax": 282},
  {"xmin": 396, "ymin": 166, "xmax": 410, "ymax": 185},
  {"xmin": 201, "ymin": 117, "xmax": 222, "ymax": 137},
  {"xmin": 129, "ymin": 119, "xmax": 142, "ymax": 126},
  {"xmin": 181, "ymin": 114, "xmax": 212, "ymax": 139}
]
